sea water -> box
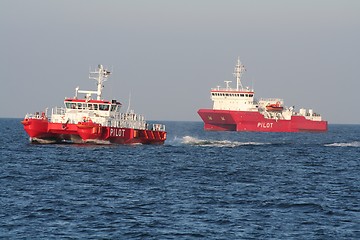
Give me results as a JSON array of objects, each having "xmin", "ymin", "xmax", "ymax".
[{"xmin": 0, "ymin": 119, "xmax": 359, "ymax": 239}]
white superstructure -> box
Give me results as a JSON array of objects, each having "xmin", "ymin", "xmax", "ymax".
[{"xmin": 211, "ymin": 58, "xmax": 256, "ymax": 111}]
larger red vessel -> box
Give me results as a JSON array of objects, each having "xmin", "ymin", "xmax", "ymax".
[
  {"xmin": 22, "ymin": 65, "xmax": 166, "ymax": 144},
  {"xmin": 198, "ymin": 58, "xmax": 328, "ymax": 132}
]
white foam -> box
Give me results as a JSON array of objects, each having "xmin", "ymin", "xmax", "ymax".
[
  {"xmin": 325, "ymin": 141, "xmax": 360, "ymax": 147},
  {"xmin": 85, "ymin": 139, "xmax": 111, "ymax": 145},
  {"xmin": 180, "ymin": 136, "xmax": 267, "ymax": 147},
  {"xmin": 30, "ymin": 138, "xmax": 57, "ymax": 144}
]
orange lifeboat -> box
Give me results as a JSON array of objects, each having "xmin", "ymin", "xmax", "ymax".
[{"xmin": 266, "ymin": 102, "xmax": 283, "ymax": 111}]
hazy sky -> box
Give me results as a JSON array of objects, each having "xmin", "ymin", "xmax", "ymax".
[{"xmin": 1, "ymin": 0, "xmax": 359, "ymax": 124}]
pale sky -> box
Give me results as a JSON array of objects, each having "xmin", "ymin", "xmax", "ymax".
[{"xmin": 1, "ymin": 0, "xmax": 359, "ymax": 124}]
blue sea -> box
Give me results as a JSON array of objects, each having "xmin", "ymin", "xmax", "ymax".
[{"xmin": 1, "ymin": 118, "xmax": 359, "ymax": 239}]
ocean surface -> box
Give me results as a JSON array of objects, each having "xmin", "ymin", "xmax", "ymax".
[{"xmin": 0, "ymin": 118, "xmax": 359, "ymax": 239}]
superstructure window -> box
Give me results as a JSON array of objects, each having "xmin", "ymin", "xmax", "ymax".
[
  {"xmin": 65, "ymin": 102, "xmax": 76, "ymax": 109},
  {"xmin": 99, "ymin": 104, "xmax": 110, "ymax": 111}
]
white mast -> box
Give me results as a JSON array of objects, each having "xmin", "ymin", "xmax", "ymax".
[
  {"xmin": 233, "ymin": 57, "xmax": 246, "ymax": 91},
  {"xmin": 76, "ymin": 64, "xmax": 111, "ymax": 100},
  {"xmin": 89, "ymin": 64, "xmax": 111, "ymax": 100},
  {"xmin": 126, "ymin": 92, "xmax": 131, "ymax": 113}
]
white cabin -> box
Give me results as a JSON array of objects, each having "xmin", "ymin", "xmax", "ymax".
[{"xmin": 211, "ymin": 58, "xmax": 258, "ymax": 111}]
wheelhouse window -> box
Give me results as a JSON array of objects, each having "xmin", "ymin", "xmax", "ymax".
[
  {"xmin": 65, "ymin": 102, "xmax": 72, "ymax": 109},
  {"xmin": 99, "ymin": 104, "xmax": 110, "ymax": 111},
  {"xmin": 77, "ymin": 103, "xmax": 83, "ymax": 109},
  {"xmin": 65, "ymin": 102, "xmax": 77, "ymax": 109}
]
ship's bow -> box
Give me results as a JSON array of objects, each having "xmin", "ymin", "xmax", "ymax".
[{"xmin": 21, "ymin": 118, "xmax": 49, "ymax": 139}]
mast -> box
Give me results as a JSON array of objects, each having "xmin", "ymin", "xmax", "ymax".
[
  {"xmin": 233, "ymin": 57, "xmax": 246, "ymax": 91},
  {"xmin": 76, "ymin": 64, "xmax": 111, "ymax": 100},
  {"xmin": 89, "ymin": 64, "xmax": 111, "ymax": 100}
]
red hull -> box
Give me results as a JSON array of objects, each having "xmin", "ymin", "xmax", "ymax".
[
  {"xmin": 22, "ymin": 119, "xmax": 166, "ymax": 144},
  {"xmin": 198, "ymin": 109, "xmax": 328, "ymax": 132}
]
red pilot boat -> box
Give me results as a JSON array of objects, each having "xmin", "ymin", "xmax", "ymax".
[
  {"xmin": 22, "ymin": 64, "xmax": 166, "ymax": 144},
  {"xmin": 198, "ymin": 58, "xmax": 328, "ymax": 132}
]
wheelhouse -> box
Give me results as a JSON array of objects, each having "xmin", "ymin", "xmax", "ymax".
[{"xmin": 64, "ymin": 99, "xmax": 122, "ymax": 112}]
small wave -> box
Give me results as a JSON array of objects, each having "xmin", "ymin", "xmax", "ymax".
[
  {"xmin": 325, "ymin": 141, "xmax": 360, "ymax": 147},
  {"xmin": 30, "ymin": 138, "xmax": 57, "ymax": 144},
  {"xmin": 180, "ymin": 136, "xmax": 267, "ymax": 147},
  {"xmin": 85, "ymin": 139, "xmax": 112, "ymax": 145}
]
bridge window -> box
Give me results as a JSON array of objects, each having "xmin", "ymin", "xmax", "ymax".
[
  {"xmin": 65, "ymin": 102, "xmax": 77, "ymax": 109},
  {"xmin": 65, "ymin": 102, "xmax": 71, "ymax": 109},
  {"xmin": 99, "ymin": 104, "xmax": 110, "ymax": 111}
]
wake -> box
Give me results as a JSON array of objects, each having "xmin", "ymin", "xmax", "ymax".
[
  {"xmin": 172, "ymin": 136, "xmax": 268, "ymax": 147},
  {"xmin": 325, "ymin": 141, "xmax": 360, "ymax": 147}
]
